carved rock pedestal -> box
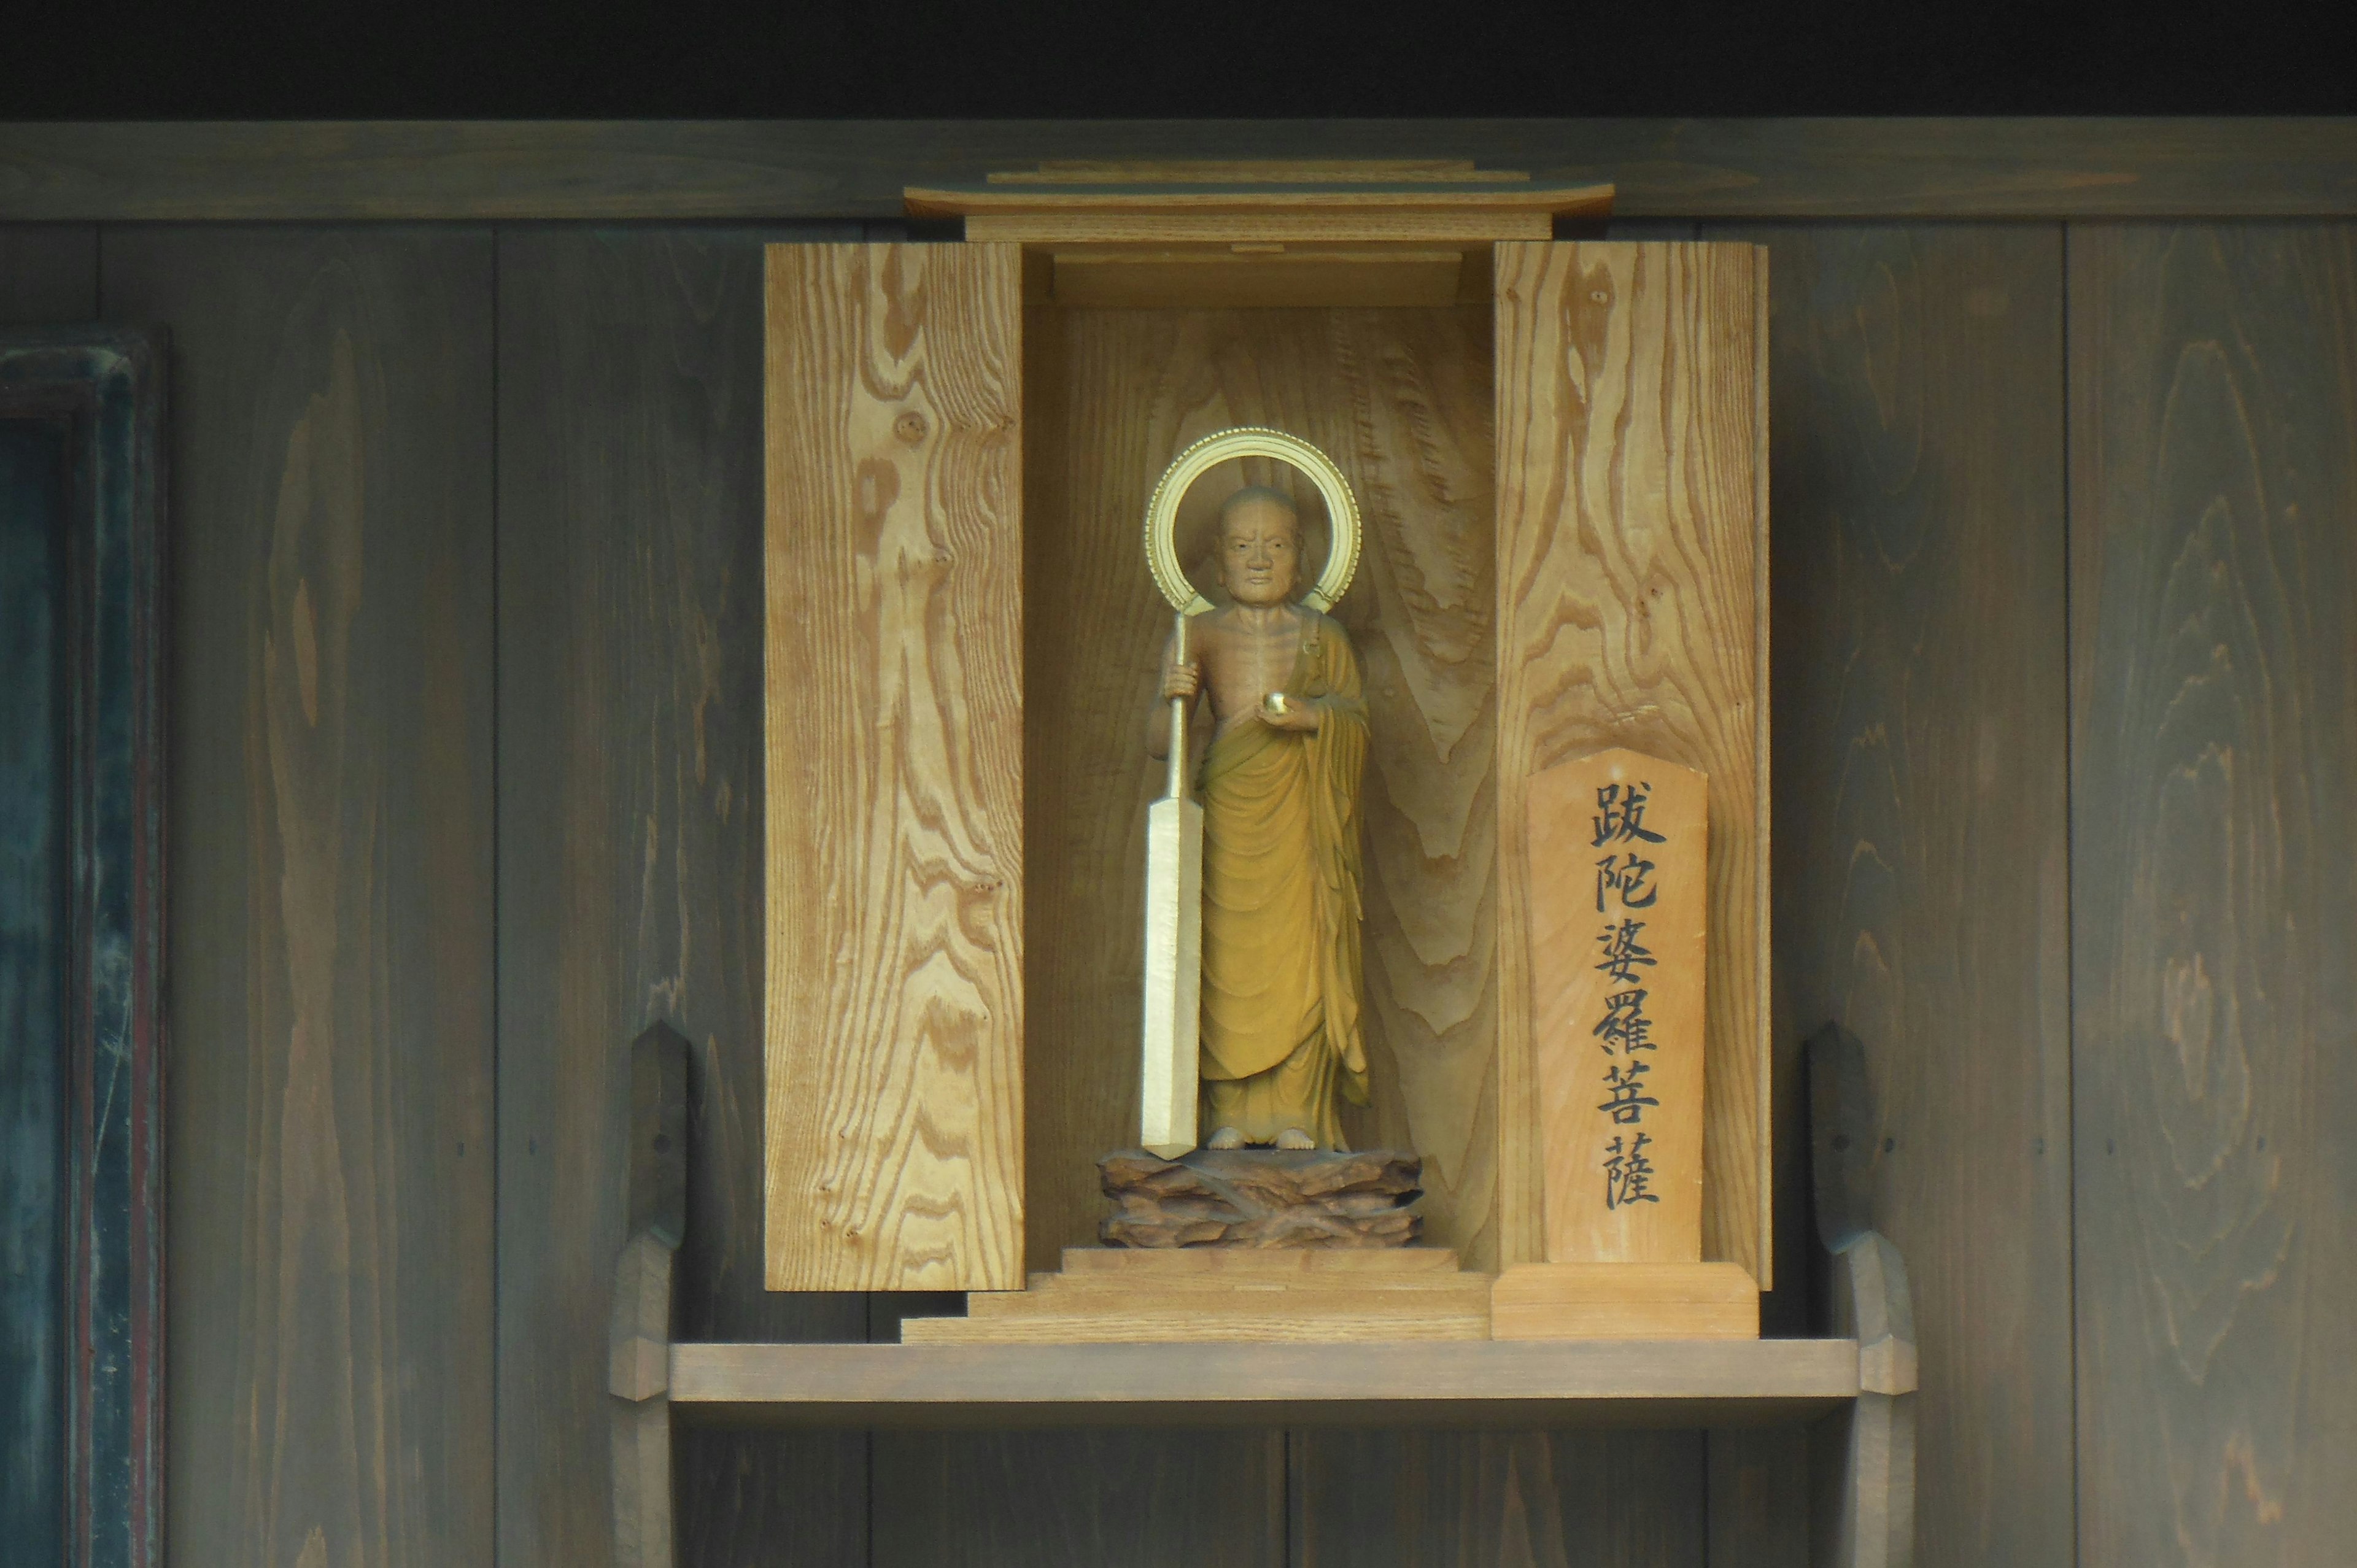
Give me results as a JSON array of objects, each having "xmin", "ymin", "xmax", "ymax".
[{"xmin": 1098, "ymin": 1148, "xmax": 1423, "ymax": 1248}]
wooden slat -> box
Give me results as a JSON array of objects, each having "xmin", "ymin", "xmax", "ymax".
[
  {"xmin": 994, "ymin": 160, "xmax": 1523, "ymax": 183},
  {"xmin": 1292, "ymin": 1429, "xmax": 1707, "ymax": 1568},
  {"xmin": 1494, "ymin": 241, "xmax": 1769, "ymax": 1280},
  {"xmin": 1705, "ymin": 1426, "xmax": 1808, "ymax": 1568},
  {"xmin": 2069, "ymin": 223, "xmax": 2357, "ymax": 1568},
  {"xmin": 871, "ymin": 1428, "xmax": 1285, "ymax": 1568},
  {"xmin": 670, "ymin": 1338, "xmax": 1860, "ymax": 1421},
  {"xmin": 911, "ymin": 179, "xmax": 1610, "ymax": 245},
  {"xmin": 104, "ymin": 226, "xmax": 495, "ymax": 1566},
  {"xmin": 1055, "ymin": 1246, "xmax": 1461, "ymax": 1279},
  {"xmin": 1020, "ymin": 303, "xmax": 1500, "ymax": 1269},
  {"xmin": 905, "ymin": 1308, "xmax": 1487, "ymax": 1345},
  {"xmin": 0, "ymin": 225, "xmax": 96, "ymax": 320},
  {"xmin": 765, "ymin": 241, "xmax": 1028, "ymax": 1292},
  {"xmin": 492, "ymin": 226, "xmax": 870, "ymax": 1568},
  {"xmin": 9, "ymin": 120, "xmax": 2357, "ymax": 220},
  {"xmin": 908, "ymin": 180, "xmax": 1608, "ymax": 215},
  {"xmin": 1728, "ymin": 223, "xmax": 2075, "ymax": 1560}
]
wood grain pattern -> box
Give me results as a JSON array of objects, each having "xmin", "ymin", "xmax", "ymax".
[
  {"xmin": 1530, "ymin": 751, "xmax": 1709, "ymax": 1262},
  {"xmin": 872, "ymin": 1427, "xmax": 1284, "ymax": 1568},
  {"xmin": 10, "ymin": 120, "xmax": 2357, "ymax": 220},
  {"xmin": 492, "ymin": 227, "xmax": 869, "ymax": 1568},
  {"xmin": 1730, "ymin": 223, "xmax": 2074, "ymax": 1562},
  {"xmin": 2069, "ymin": 223, "xmax": 2357, "ymax": 1568},
  {"xmin": 1049, "ymin": 249, "xmax": 1466, "ymax": 309},
  {"xmin": 765, "ymin": 241, "xmax": 1028, "ymax": 1292},
  {"xmin": 1292, "ymin": 1428, "xmax": 1707, "ymax": 1568},
  {"xmin": 1490, "ymin": 1263, "xmax": 1756, "ymax": 1340},
  {"xmin": 672, "ymin": 1337, "xmax": 1860, "ymax": 1418},
  {"xmin": 1494, "ymin": 241, "xmax": 1769, "ymax": 1279},
  {"xmin": 104, "ymin": 226, "xmax": 496, "ymax": 1567},
  {"xmin": 0, "ymin": 225, "xmax": 96, "ymax": 320},
  {"xmin": 1020, "ymin": 303, "xmax": 1500, "ymax": 1270}
]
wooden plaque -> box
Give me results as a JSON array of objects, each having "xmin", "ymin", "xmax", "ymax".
[
  {"xmin": 1529, "ymin": 749, "xmax": 1708, "ymax": 1262},
  {"xmin": 764, "ymin": 243, "xmax": 1027, "ymax": 1291}
]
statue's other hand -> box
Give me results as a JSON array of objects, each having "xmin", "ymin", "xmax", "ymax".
[{"xmin": 1161, "ymin": 662, "xmax": 1201, "ymax": 700}]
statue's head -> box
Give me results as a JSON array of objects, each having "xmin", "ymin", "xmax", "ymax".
[{"xmin": 1214, "ymin": 485, "xmax": 1303, "ymax": 608}]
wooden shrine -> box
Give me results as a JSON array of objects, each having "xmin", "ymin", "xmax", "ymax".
[{"xmin": 761, "ymin": 161, "xmax": 1773, "ymax": 1340}]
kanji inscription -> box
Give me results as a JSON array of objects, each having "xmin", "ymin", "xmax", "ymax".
[{"xmin": 1527, "ymin": 749, "xmax": 1708, "ymax": 1262}]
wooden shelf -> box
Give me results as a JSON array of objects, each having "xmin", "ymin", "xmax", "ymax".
[{"xmin": 664, "ymin": 1336, "xmax": 1861, "ymax": 1429}]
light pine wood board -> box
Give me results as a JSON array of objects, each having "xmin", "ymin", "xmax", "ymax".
[
  {"xmin": 903, "ymin": 1289, "xmax": 1490, "ymax": 1344},
  {"xmin": 908, "ymin": 182, "xmax": 1608, "ymax": 219},
  {"xmin": 765, "ymin": 242, "xmax": 1028, "ymax": 1292},
  {"xmin": 2069, "ymin": 223, "xmax": 2357, "ymax": 1568},
  {"xmin": 1490, "ymin": 1263, "xmax": 1755, "ymax": 1342},
  {"xmin": 1493, "ymin": 241, "xmax": 1770, "ymax": 1280},
  {"xmin": 1529, "ymin": 750, "xmax": 1709, "ymax": 1262},
  {"xmin": 1021, "ymin": 303, "xmax": 1500, "ymax": 1271},
  {"xmin": 969, "ymin": 212, "xmax": 1555, "ymax": 245},
  {"xmin": 1055, "ymin": 1245, "xmax": 1461, "ymax": 1280},
  {"xmin": 493, "ymin": 228, "xmax": 871, "ymax": 1568},
  {"xmin": 104, "ymin": 226, "xmax": 496, "ymax": 1568},
  {"xmin": 1049, "ymin": 249, "xmax": 1467, "ymax": 310},
  {"xmin": 993, "ymin": 160, "xmax": 1527, "ymax": 183},
  {"xmin": 1726, "ymin": 222, "xmax": 2075, "ymax": 1566}
]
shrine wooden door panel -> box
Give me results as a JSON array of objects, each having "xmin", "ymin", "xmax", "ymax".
[
  {"xmin": 1493, "ymin": 240, "xmax": 1772, "ymax": 1281},
  {"xmin": 763, "ymin": 242, "xmax": 1028, "ymax": 1292}
]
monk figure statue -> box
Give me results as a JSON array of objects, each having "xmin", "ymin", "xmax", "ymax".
[{"xmin": 1148, "ymin": 485, "xmax": 1371, "ymax": 1151}]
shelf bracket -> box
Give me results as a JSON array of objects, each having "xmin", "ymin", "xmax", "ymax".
[{"xmin": 609, "ymin": 1022, "xmax": 688, "ymax": 1568}]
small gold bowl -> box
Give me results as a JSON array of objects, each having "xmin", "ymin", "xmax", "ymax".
[{"xmin": 1262, "ymin": 691, "xmax": 1290, "ymax": 719}]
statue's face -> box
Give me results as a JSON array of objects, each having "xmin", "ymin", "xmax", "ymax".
[{"xmin": 1216, "ymin": 497, "xmax": 1302, "ymax": 608}]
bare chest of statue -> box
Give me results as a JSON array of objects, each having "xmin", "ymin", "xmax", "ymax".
[{"xmin": 1193, "ymin": 604, "xmax": 1307, "ymax": 738}]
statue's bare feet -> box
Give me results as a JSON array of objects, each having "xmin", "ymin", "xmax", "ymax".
[
  {"xmin": 1206, "ymin": 1126, "xmax": 1244, "ymax": 1150},
  {"xmin": 1275, "ymin": 1127, "xmax": 1316, "ymax": 1151}
]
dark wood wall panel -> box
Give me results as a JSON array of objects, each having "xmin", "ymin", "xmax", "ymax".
[
  {"xmin": 2069, "ymin": 223, "xmax": 2357, "ymax": 1568},
  {"xmin": 8, "ymin": 120, "xmax": 2357, "ymax": 221},
  {"xmin": 1725, "ymin": 223, "xmax": 2077, "ymax": 1567},
  {"xmin": 104, "ymin": 226, "xmax": 497, "ymax": 1566},
  {"xmin": 493, "ymin": 225, "xmax": 868, "ymax": 1568},
  {"xmin": 1292, "ymin": 1429, "xmax": 1705, "ymax": 1567},
  {"xmin": 870, "ymin": 1429, "xmax": 1285, "ymax": 1568},
  {"xmin": 0, "ymin": 225, "xmax": 96, "ymax": 320}
]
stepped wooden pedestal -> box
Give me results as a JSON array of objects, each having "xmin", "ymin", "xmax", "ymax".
[{"xmin": 902, "ymin": 1246, "xmax": 1489, "ymax": 1344}]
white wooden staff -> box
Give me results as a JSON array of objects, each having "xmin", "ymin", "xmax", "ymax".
[{"xmin": 1139, "ymin": 607, "xmax": 1203, "ymax": 1158}]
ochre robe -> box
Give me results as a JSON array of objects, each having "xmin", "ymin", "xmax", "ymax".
[{"xmin": 1196, "ymin": 610, "xmax": 1370, "ymax": 1148}]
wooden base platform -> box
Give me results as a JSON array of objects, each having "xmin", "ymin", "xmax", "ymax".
[
  {"xmin": 897, "ymin": 1249, "xmax": 1762, "ymax": 1344},
  {"xmin": 1491, "ymin": 1262, "xmax": 1760, "ymax": 1341},
  {"xmin": 900, "ymin": 1246, "xmax": 1488, "ymax": 1344}
]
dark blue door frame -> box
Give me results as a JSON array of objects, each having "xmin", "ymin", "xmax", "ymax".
[{"xmin": 0, "ymin": 328, "xmax": 166, "ymax": 1568}]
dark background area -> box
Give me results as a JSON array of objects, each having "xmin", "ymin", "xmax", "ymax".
[{"xmin": 9, "ymin": 0, "xmax": 2355, "ymax": 118}]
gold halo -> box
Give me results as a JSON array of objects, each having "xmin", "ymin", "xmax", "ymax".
[{"xmin": 1143, "ymin": 427, "xmax": 1362, "ymax": 616}]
